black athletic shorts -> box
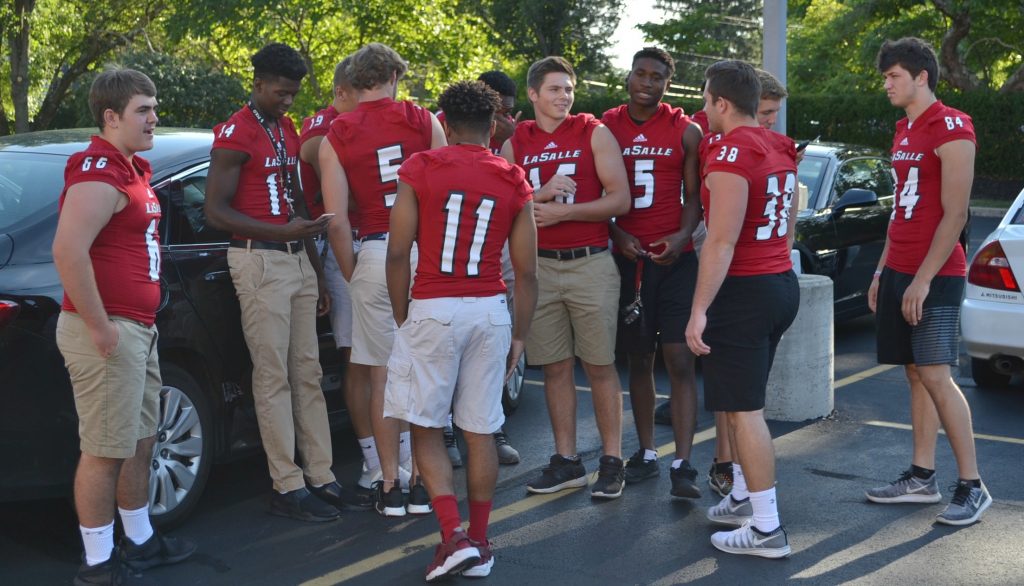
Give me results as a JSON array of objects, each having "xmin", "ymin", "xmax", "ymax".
[
  {"xmin": 702, "ymin": 270, "xmax": 799, "ymax": 412},
  {"xmin": 875, "ymin": 267, "xmax": 963, "ymax": 366},
  {"xmin": 614, "ymin": 251, "xmax": 697, "ymax": 353}
]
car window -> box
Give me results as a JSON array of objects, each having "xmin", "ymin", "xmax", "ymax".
[
  {"xmin": 797, "ymin": 155, "xmax": 827, "ymax": 208},
  {"xmin": 831, "ymin": 158, "xmax": 893, "ymax": 203},
  {"xmin": 0, "ymin": 152, "xmax": 67, "ymax": 232},
  {"xmin": 161, "ymin": 164, "xmax": 230, "ymax": 245}
]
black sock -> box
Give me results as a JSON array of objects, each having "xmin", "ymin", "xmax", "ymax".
[
  {"xmin": 960, "ymin": 478, "xmax": 982, "ymax": 488},
  {"xmin": 716, "ymin": 461, "xmax": 733, "ymax": 474},
  {"xmin": 911, "ymin": 465, "xmax": 934, "ymax": 480}
]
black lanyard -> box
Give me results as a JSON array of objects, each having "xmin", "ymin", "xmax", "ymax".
[{"xmin": 247, "ymin": 101, "xmax": 294, "ymax": 217}]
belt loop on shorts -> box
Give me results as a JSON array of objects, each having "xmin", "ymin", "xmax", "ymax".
[{"xmin": 536, "ymin": 245, "xmax": 608, "ymax": 261}]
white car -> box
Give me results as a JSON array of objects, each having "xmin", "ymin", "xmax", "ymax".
[{"xmin": 961, "ymin": 188, "xmax": 1024, "ymax": 387}]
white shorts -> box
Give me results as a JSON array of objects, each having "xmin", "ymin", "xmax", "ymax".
[
  {"xmin": 349, "ymin": 238, "xmax": 417, "ymax": 366},
  {"xmin": 322, "ymin": 240, "xmax": 359, "ymax": 349},
  {"xmin": 384, "ymin": 295, "xmax": 511, "ymax": 434}
]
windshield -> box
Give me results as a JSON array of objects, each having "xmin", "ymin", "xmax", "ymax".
[
  {"xmin": 797, "ymin": 155, "xmax": 828, "ymax": 209},
  {"xmin": 0, "ymin": 152, "xmax": 68, "ymax": 232}
]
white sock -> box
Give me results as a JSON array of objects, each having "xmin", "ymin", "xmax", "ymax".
[
  {"xmin": 119, "ymin": 505, "xmax": 154, "ymax": 546},
  {"xmin": 749, "ymin": 486, "xmax": 781, "ymax": 533},
  {"xmin": 80, "ymin": 522, "xmax": 115, "ymax": 566},
  {"xmin": 359, "ymin": 436, "xmax": 380, "ymax": 471},
  {"xmin": 670, "ymin": 458, "xmax": 683, "ymax": 470},
  {"xmin": 643, "ymin": 449, "xmax": 658, "ymax": 462},
  {"xmin": 399, "ymin": 431, "xmax": 412, "ymax": 464},
  {"xmin": 731, "ymin": 463, "xmax": 750, "ymax": 501}
]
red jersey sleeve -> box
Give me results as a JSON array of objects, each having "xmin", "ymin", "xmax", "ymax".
[
  {"xmin": 923, "ymin": 108, "xmax": 976, "ymax": 148},
  {"xmin": 64, "ymin": 150, "xmax": 151, "ymax": 201},
  {"xmin": 213, "ymin": 117, "xmax": 259, "ymax": 155},
  {"xmin": 702, "ymin": 138, "xmax": 764, "ymax": 184}
]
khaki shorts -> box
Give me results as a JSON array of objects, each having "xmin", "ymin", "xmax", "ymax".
[
  {"xmin": 384, "ymin": 295, "xmax": 510, "ymax": 434},
  {"xmin": 56, "ymin": 311, "xmax": 161, "ymax": 459},
  {"xmin": 526, "ymin": 250, "xmax": 620, "ymax": 366},
  {"xmin": 349, "ymin": 239, "xmax": 417, "ymax": 366}
]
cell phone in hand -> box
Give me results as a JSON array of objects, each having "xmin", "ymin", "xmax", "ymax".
[
  {"xmin": 320, "ymin": 213, "xmax": 336, "ymax": 220},
  {"xmin": 796, "ymin": 135, "xmax": 821, "ymax": 152}
]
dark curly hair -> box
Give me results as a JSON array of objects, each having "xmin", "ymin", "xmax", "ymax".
[
  {"xmin": 632, "ymin": 47, "xmax": 675, "ymax": 78},
  {"xmin": 477, "ymin": 71, "xmax": 516, "ymax": 98},
  {"xmin": 251, "ymin": 42, "xmax": 307, "ymax": 82},
  {"xmin": 438, "ymin": 80, "xmax": 503, "ymax": 135}
]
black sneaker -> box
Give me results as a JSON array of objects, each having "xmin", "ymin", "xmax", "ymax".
[
  {"xmin": 526, "ymin": 454, "xmax": 587, "ymax": 494},
  {"xmin": 407, "ymin": 477, "xmax": 433, "ymax": 515},
  {"xmin": 373, "ymin": 480, "xmax": 407, "ymax": 517},
  {"xmin": 670, "ymin": 460, "xmax": 702, "ymax": 499},
  {"xmin": 270, "ymin": 487, "xmax": 340, "ymax": 522},
  {"xmin": 624, "ymin": 449, "xmax": 660, "ymax": 484},
  {"xmin": 591, "ymin": 455, "xmax": 625, "ymax": 499},
  {"xmin": 309, "ymin": 480, "xmax": 373, "ymax": 511},
  {"xmin": 121, "ymin": 531, "xmax": 196, "ymax": 572},
  {"xmin": 654, "ymin": 400, "xmax": 672, "ymax": 425},
  {"xmin": 74, "ymin": 551, "xmax": 156, "ymax": 585}
]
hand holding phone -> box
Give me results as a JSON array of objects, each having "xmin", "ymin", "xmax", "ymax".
[{"xmin": 796, "ymin": 135, "xmax": 820, "ymax": 152}]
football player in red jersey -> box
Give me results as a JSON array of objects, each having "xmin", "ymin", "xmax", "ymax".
[
  {"xmin": 602, "ymin": 47, "xmax": 705, "ymax": 499},
  {"xmin": 386, "ymin": 80, "xmax": 537, "ymax": 582},
  {"xmin": 686, "ymin": 60, "xmax": 799, "ymax": 558},
  {"xmin": 205, "ymin": 43, "xmax": 368, "ymax": 522},
  {"xmin": 502, "ymin": 56, "xmax": 631, "ymax": 499},
  {"xmin": 53, "ymin": 68, "xmax": 195, "ymax": 584},
  {"xmin": 864, "ymin": 37, "xmax": 991, "ymax": 526},
  {"xmin": 319, "ymin": 43, "xmax": 447, "ymax": 517},
  {"xmin": 298, "ymin": 56, "xmax": 382, "ymax": 493}
]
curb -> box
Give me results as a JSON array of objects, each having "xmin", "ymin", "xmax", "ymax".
[{"xmin": 970, "ymin": 206, "xmax": 1009, "ymax": 218}]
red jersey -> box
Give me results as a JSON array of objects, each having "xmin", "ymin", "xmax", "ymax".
[
  {"xmin": 326, "ymin": 98, "xmax": 433, "ymax": 235},
  {"xmin": 399, "ymin": 144, "xmax": 532, "ymax": 299},
  {"xmin": 691, "ymin": 109, "xmax": 711, "ymax": 135},
  {"xmin": 602, "ymin": 103, "xmax": 693, "ymax": 253},
  {"xmin": 510, "ymin": 113, "xmax": 605, "ymax": 249},
  {"xmin": 59, "ymin": 137, "xmax": 162, "ymax": 326},
  {"xmin": 886, "ymin": 100, "xmax": 973, "ymax": 277},
  {"xmin": 700, "ymin": 126, "xmax": 797, "ymax": 276},
  {"xmin": 436, "ymin": 110, "xmax": 511, "ymax": 155},
  {"xmin": 298, "ymin": 105, "xmax": 339, "ymax": 219},
  {"xmin": 213, "ymin": 106, "xmax": 299, "ymax": 239}
]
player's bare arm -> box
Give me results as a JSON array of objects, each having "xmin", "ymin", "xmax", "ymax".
[
  {"xmin": 533, "ymin": 125, "xmax": 629, "ymax": 227},
  {"xmin": 52, "ymin": 182, "xmax": 126, "ymax": 357},
  {"xmin": 299, "ymin": 135, "xmax": 324, "ymax": 183},
  {"xmin": 429, "ymin": 113, "xmax": 448, "ymax": 149},
  {"xmin": 205, "ymin": 147, "xmax": 331, "ymax": 241},
  {"xmin": 686, "ymin": 171, "xmax": 748, "ymax": 356},
  {"xmin": 506, "ymin": 200, "xmax": 539, "ymax": 383},
  {"xmin": 318, "ymin": 139, "xmax": 357, "ymax": 281},
  {"xmin": 901, "ymin": 138, "xmax": 974, "ymax": 325},
  {"xmin": 610, "ymin": 221, "xmax": 646, "ymax": 261},
  {"xmin": 868, "ymin": 231, "xmax": 893, "ymax": 313},
  {"xmin": 651, "ymin": 122, "xmax": 704, "ymax": 265},
  {"xmin": 385, "ymin": 180, "xmax": 418, "ymax": 327}
]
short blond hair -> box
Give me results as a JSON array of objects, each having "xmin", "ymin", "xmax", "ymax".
[
  {"xmin": 756, "ymin": 69, "xmax": 788, "ymax": 101},
  {"xmin": 347, "ymin": 43, "xmax": 408, "ymax": 90}
]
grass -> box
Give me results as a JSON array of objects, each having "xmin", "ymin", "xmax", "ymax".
[{"xmin": 971, "ymin": 197, "xmax": 1013, "ymax": 209}]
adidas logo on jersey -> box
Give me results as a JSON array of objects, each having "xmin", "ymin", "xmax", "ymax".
[
  {"xmin": 899, "ymin": 137, "xmax": 909, "ymax": 146},
  {"xmin": 544, "ymin": 141, "xmax": 559, "ymax": 150},
  {"xmin": 633, "ymin": 134, "xmax": 648, "ymax": 143}
]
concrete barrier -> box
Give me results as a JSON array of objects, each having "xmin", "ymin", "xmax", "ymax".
[{"xmin": 765, "ymin": 273, "xmax": 834, "ymax": 421}]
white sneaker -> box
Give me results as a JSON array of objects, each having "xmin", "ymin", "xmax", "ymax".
[
  {"xmin": 706, "ymin": 494, "xmax": 753, "ymax": 527},
  {"xmin": 711, "ymin": 521, "xmax": 791, "ymax": 558},
  {"xmin": 358, "ymin": 461, "xmax": 381, "ymax": 490}
]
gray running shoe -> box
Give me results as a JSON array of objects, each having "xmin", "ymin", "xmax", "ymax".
[
  {"xmin": 711, "ymin": 521, "xmax": 791, "ymax": 559},
  {"xmin": 936, "ymin": 480, "xmax": 992, "ymax": 526},
  {"xmin": 494, "ymin": 431, "xmax": 520, "ymax": 465},
  {"xmin": 444, "ymin": 424, "xmax": 463, "ymax": 468},
  {"xmin": 866, "ymin": 469, "xmax": 942, "ymax": 504},
  {"xmin": 706, "ymin": 494, "xmax": 753, "ymax": 527}
]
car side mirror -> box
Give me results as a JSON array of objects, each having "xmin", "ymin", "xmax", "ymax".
[{"xmin": 833, "ymin": 188, "xmax": 878, "ymax": 216}]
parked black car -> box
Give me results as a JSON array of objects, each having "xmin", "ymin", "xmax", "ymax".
[{"xmin": 0, "ymin": 129, "xmax": 348, "ymax": 527}]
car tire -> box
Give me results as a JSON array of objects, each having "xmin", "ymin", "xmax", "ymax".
[
  {"xmin": 971, "ymin": 357, "xmax": 1011, "ymax": 389},
  {"xmin": 149, "ymin": 363, "xmax": 213, "ymax": 529},
  {"xmin": 502, "ymin": 352, "xmax": 526, "ymax": 415}
]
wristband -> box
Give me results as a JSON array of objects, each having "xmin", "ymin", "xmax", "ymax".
[{"xmin": 873, "ymin": 270, "xmax": 882, "ymax": 279}]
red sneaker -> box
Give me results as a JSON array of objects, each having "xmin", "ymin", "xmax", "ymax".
[
  {"xmin": 461, "ymin": 539, "xmax": 493, "ymax": 578},
  {"xmin": 425, "ymin": 529, "xmax": 480, "ymax": 582}
]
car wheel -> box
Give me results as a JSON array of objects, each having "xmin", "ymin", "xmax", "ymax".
[
  {"xmin": 149, "ymin": 364, "xmax": 213, "ymax": 529},
  {"xmin": 971, "ymin": 357, "xmax": 1011, "ymax": 389},
  {"xmin": 502, "ymin": 352, "xmax": 526, "ymax": 414}
]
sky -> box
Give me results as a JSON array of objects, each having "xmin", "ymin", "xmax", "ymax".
[{"xmin": 609, "ymin": 5, "xmax": 670, "ymax": 71}]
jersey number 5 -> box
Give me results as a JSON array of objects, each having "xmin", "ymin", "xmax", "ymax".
[
  {"xmin": 755, "ymin": 172, "xmax": 796, "ymax": 241},
  {"xmin": 441, "ymin": 193, "xmax": 495, "ymax": 276},
  {"xmin": 377, "ymin": 144, "xmax": 404, "ymax": 208}
]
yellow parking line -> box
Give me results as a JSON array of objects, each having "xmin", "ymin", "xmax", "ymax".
[
  {"xmin": 303, "ymin": 363, "xmax": 896, "ymax": 585},
  {"xmin": 864, "ymin": 420, "xmax": 1024, "ymax": 445},
  {"xmin": 524, "ymin": 378, "xmax": 670, "ymax": 399}
]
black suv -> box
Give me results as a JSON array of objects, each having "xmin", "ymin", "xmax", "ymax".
[{"xmin": 0, "ymin": 128, "xmax": 347, "ymax": 527}]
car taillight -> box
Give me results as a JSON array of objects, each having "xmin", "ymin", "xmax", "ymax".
[
  {"xmin": 968, "ymin": 241, "xmax": 1020, "ymax": 291},
  {"xmin": 0, "ymin": 300, "xmax": 20, "ymax": 329}
]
